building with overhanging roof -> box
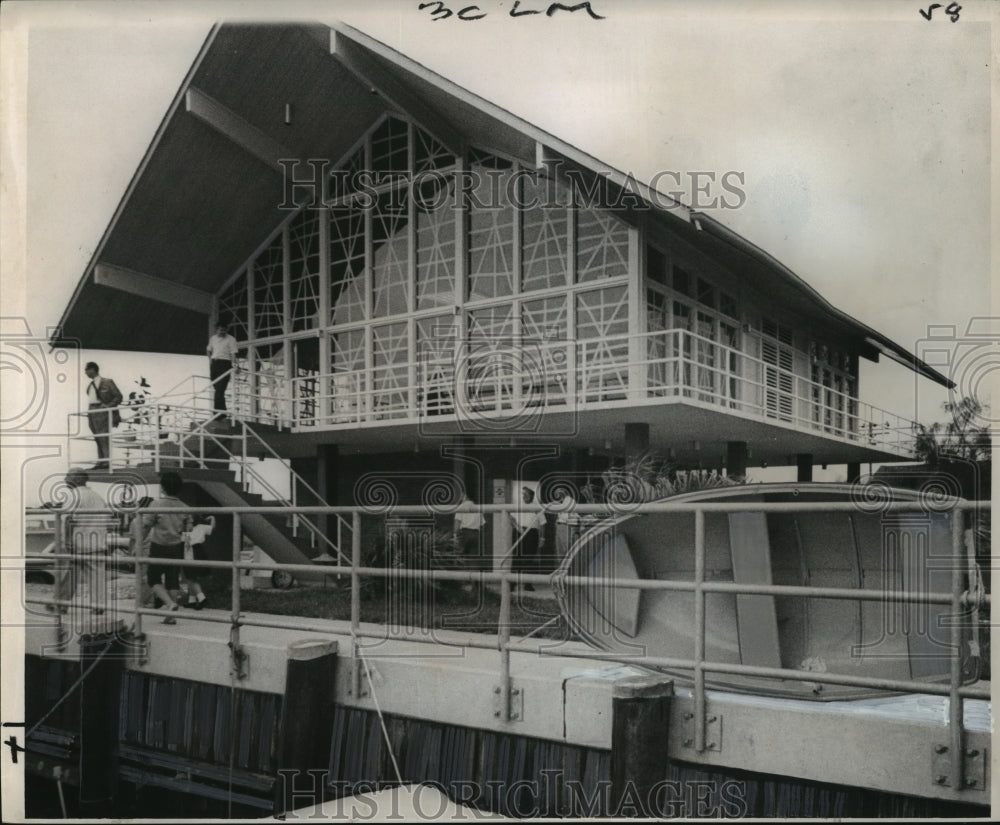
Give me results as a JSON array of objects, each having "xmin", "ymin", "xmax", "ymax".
[{"xmin": 52, "ymin": 21, "xmax": 952, "ymax": 545}]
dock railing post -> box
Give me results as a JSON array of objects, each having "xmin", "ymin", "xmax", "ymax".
[
  {"xmin": 351, "ymin": 510, "xmax": 363, "ymax": 697},
  {"xmin": 948, "ymin": 506, "xmax": 966, "ymax": 790},
  {"xmin": 131, "ymin": 513, "xmax": 144, "ymax": 642},
  {"xmin": 53, "ymin": 512, "xmax": 64, "ymax": 616},
  {"xmin": 229, "ymin": 513, "xmax": 245, "ymax": 680},
  {"xmin": 498, "ymin": 503, "xmax": 513, "ymax": 723},
  {"xmin": 693, "ymin": 508, "xmax": 706, "ymax": 753}
]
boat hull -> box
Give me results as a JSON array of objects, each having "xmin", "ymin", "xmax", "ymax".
[{"xmin": 554, "ymin": 483, "xmax": 979, "ymax": 700}]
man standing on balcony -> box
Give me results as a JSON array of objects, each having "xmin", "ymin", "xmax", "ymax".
[
  {"xmin": 207, "ymin": 323, "xmax": 240, "ymax": 413},
  {"xmin": 83, "ymin": 362, "xmax": 122, "ymax": 470}
]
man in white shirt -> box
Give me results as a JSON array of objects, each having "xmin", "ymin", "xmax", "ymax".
[
  {"xmin": 51, "ymin": 468, "xmax": 114, "ymax": 614},
  {"xmin": 454, "ymin": 496, "xmax": 485, "ymax": 581},
  {"xmin": 206, "ymin": 323, "xmax": 240, "ymax": 412},
  {"xmin": 509, "ymin": 486, "xmax": 545, "ymax": 591}
]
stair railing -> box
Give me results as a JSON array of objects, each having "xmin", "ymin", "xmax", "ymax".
[
  {"xmin": 171, "ymin": 414, "xmax": 350, "ymax": 565},
  {"xmin": 241, "ymin": 419, "xmax": 354, "ymax": 562},
  {"xmin": 68, "ymin": 388, "xmax": 350, "ymax": 563}
]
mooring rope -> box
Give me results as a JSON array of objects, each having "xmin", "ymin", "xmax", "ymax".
[
  {"xmin": 354, "ymin": 638, "xmax": 404, "ymax": 786},
  {"xmin": 27, "ymin": 636, "xmax": 115, "ymax": 738}
]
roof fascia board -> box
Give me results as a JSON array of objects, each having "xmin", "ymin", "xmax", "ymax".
[
  {"xmin": 332, "ymin": 23, "xmax": 691, "ymax": 223},
  {"xmin": 691, "ymin": 211, "xmax": 954, "ymax": 389},
  {"xmin": 51, "ymin": 24, "xmax": 222, "ymax": 348},
  {"xmin": 185, "ymin": 87, "xmax": 295, "ymax": 172},
  {"xmin": 330, "ymin": 29, "xmax": 466, "ymax": 159},
  {"xmin": 93, "ymin": 263, "xmax": 214, "ymax": 314}
]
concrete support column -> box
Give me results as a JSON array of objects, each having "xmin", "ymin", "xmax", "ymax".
[
  {"xmin": 796, "ymin": 453, "xmax": 813, "ymax": 482},
  {"xmin": 316, "ymin": 444, "xmax": 339, "ymax": 545},
  {"xmin": 451, "ymin": 435, "xmax": 479, "ymax": 502},
  {"xmin": 77, "ymin": 626, "xmax": 126, "ymax": 816},
  {"xmin": 274, "ymin": 639, "xmax": 339, "ymax": 815},
  {"xmin": 624, "ymin": 423, "xmax": 650, "ymax": 464},
  {"xmin": 610, "ymin": 676, "xmax": 674, "ymax": 817},
  {"xmin": 847, "ymin": 461, "xmax": 862, "ymax": 484},
  {"xmin": 726, "ymin": 441, "xmax": 748, "ymax": 478}
]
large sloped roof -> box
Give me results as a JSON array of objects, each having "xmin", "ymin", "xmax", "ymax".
[{"xmin": 51, "ymin": 21, "xmax": 952, "ymax": 388}]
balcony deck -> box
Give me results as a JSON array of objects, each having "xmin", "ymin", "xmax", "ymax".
[{"xmin": 228, "ymin": 328, "xmax": 917, "ymax": 465}]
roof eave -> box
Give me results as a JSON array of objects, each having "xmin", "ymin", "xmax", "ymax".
[
  {"xmin": 690, "ymin": 211, "xmax": 955, "ymax": 390},
  {"xmin": 50, "ymin": 24, "xmax": 222, "ymax": 350}
]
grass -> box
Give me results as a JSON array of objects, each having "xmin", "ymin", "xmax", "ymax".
[{"xmin": 210, "ymin": 576, "xmax": 573, "ymax": 641}]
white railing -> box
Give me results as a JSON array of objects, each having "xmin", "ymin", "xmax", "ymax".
[
  {"xmin": 23, "ymin": 496, "xmax": 991, "ymax": 796},
  {"xmin": 261, "ymin": 328, "xmax": 918, "ymax": 456},
  {"xmin": 66, "ymin": 398, "xmax": 352, "ymax": 565}
]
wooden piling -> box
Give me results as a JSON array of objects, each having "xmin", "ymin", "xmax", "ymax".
[
  {"xmin": 610, "ymin": 675, "xmax": 674, "ymax": 818},
  {"xmin": 77, "ymin": 622, "xmax": 127, "ymax": 816},
  {"xmin": 274, "ymin": 638, "xmax": 339, "ymax": 816}
]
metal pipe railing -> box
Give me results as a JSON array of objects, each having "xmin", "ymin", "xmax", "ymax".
[
  {"xmin": 949, "ymin": 512, "xmax": 966, "ymax": 789},
  {"xmin": 25, "ymin": 497, "xmax": 991, "ymax": 786},
  {"xmin": 267, "ymin": 327, "xmax": 918, "ymax": 453},
  {"xmin": 693, "ymin": 508, "xmax": 706, "ymax": 752},
  {"xmin": 230, "ymin": 514, "xmax": 243, "ymax": 679},
  {"xmin": 27, "ymin": 549, "xmax": 991, "ymax": 611}
]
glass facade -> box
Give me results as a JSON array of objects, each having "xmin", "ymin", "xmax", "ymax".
[
  {"xmin": 215, "ymin": 113, "xmax": 636, "ymax": 426},
  {"xmin": 214, "ymin": 112, "xmax": 862, "ymax": 440}
]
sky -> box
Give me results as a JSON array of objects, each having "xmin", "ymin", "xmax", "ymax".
[{"xmin": 0, "ymin": 0, "xmax": 996, "ymax": 508}]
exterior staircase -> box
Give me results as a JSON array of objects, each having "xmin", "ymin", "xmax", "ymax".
[{"xmin": 87, "ymin": 376, "xmax": 351, "ymax": 580}]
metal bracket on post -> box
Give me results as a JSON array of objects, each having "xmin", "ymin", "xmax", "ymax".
[
  {"xmin": 681, "ymin": 710, "xmax": 722, "ymax": 752},
  {"xmin": 931, "ymin": 743, "xmax": 986, "ymax": 790},
  {"xmin": 136, "ymin": 633, "xmax": 150, "ymax": 667},
  {"xmin": 229, "ymin": 642, "xmax": 249, "ymax": 681},
  {"xmin": 126, "ymin": 632, "xmax": 149, "ymax": 667},
  {"xmin": 492, "ymin": 683, "xmax": 523, "ymax": 722},
  {"xmin": 348, "ymin": 654, "xmax": 369, "ymax": 699}
]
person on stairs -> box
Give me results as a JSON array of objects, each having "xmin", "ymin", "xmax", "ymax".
[
  {"xmin": 140, "ymin": 471, "xmax": 191, "ymax": 624},
  {"xmin": 206, "ymin": 323, "xmax": 240, "ymax": 415},
  {"xmin": 83, "ymin": 361, "xmax": 122, "ymax": 469}
]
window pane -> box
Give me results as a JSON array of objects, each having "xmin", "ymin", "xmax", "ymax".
[
  {"xmin": 416, "ymin": 176, "xmax": 456, "ymax": 309},
  {"xmin": 330, "ymin": 208, "xmax": 366, "ymax": 324},
  {"xmin": 371, "ymin": 192, "xmax": 410, "ymax": 318},
  {"xmin": 253, "ymin": 236, "xmax": 284, "ymax": 339},
  {"xmin": 576, "ymin": 208, "xmax": 629, "ymax": 282},
  {"xmin": 697, "ymin": 277, "xmax": 715, "ymax": 308},
  {"xmin": 371, "ymin": 116, "xmax": 409, "ymax": 177},
  {"xmin": 217, "ymin": 271, "xmax": 249, "ymax": 341},
  {"xmin": 673, "ymin": 265, "xmax": 693, "ymax": 298},
  {"xmin": 576, "ymin": 286, "xmax": 628, "ymax": 339},
  {"xmin": 467, "ymin": 163, "xmax": 514, "ymax": 300},
  {"xmin": 522, "ymin": 175, "xmax": 569, "ymax": 292},
  {"xmin": 288, "ymin": 210, "xmax": 320, "ymax": 332},
  {"xmin": 522, "ymin": 295, "xmax": 567, "ymax": 340},
  {"xmin": 719, "ymin": 291, "xmax": 738, "ymax": 319},
  {"xmin": 647, "ymin": 245, "xmax": 668, "ymax": 286},
  {"xmin": 414, "ymin": 125, "xmax": 454, "ymax": 173},
  {"xmin": 468, "ymin": 304, "xmax": 514, "ymax": 340}
]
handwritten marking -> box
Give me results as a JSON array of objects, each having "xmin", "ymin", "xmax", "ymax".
[
  {"xmin": 919, "ymin": 3, "xmax": 961, "ymax": 21},
  {"xmin": 3, "ymin": 724, "xmax": 26, "ymax": 764},
  {"xmin": 419, "ymin": 1, "xmax": 605, "ymax": 21}
]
